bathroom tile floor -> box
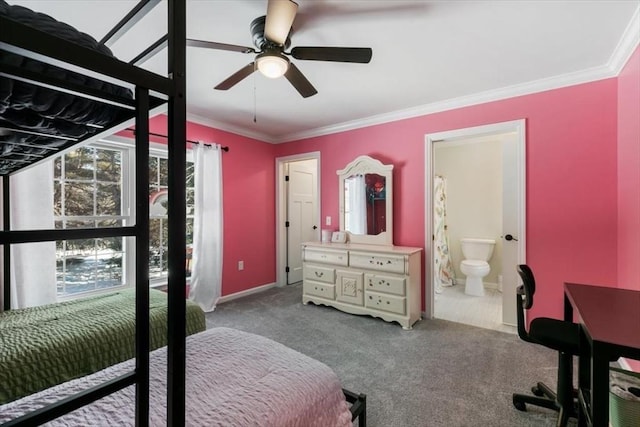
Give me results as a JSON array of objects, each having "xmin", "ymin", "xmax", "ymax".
[{"xmin": 434, "ymin": 284, "xmax": 517, "ymax": 334}]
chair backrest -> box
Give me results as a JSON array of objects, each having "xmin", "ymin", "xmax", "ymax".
[
  {"xmin": 517, "ymin": 264, "xmax": 535, "ymax": 309},
  {"xmin": 515, "ymin": 264, "xmax": 537, "ymax": 343}
]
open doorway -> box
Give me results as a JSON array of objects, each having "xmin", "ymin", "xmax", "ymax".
[
  {"xmin": 275, "ymin": 152, "xmax": 321, "ymax": 287},
  {"xmin": 424, "ymin": 120, "xmax": 526, "ymax": 332}
]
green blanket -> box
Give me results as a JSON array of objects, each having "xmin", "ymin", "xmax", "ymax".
[{"xmin": 0, "ymin": 289, "xmax": 206, "ymax": 404}]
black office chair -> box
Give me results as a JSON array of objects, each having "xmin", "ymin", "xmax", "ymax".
[{"xmin": 512, "ymin": 264, "xmax": 580, "ymax": 427}]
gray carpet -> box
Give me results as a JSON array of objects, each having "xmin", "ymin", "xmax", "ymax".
[{"xmin": 206, "ymin": 284, "xmax": 576, "ymax": 427}]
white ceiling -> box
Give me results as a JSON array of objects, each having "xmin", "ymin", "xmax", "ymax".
[{"xmin": 10, "ymin": 1, "xmax": 640, "ymax": 142}]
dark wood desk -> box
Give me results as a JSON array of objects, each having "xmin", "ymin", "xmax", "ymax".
[{"xmin": 564, "ymin": 283, "xmax": 640, "ymax": 427}]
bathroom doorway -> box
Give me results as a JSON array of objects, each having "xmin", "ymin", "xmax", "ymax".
[{"xmin": 424, "ymin": 120, "xmax": 526, "ymax": 331}]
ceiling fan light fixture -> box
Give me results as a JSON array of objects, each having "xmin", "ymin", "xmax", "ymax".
[{"xmin": 256, "ymin": 52, "xmax": 289, "ymax": 78}]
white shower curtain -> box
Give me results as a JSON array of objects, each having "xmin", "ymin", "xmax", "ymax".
[
  {"xmin": 433, "ymin": 175, "xmax": 455, "ymax": 293},
  {"xmin": 8, "ymin": 162, "xmax": 57, "ymax": 309},
  {"xmin": 188, "ymin": 143, "xmax": 223, "ymax": 312},
  {"xmin": 346, "ymin": 174, "xmax": 366, "ymax": 234}
]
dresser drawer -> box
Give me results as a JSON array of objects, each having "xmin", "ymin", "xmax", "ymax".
[
  {"xmin": 365, "ymin": 292, "xmax": 406, "ymax": 315},
  {"xmin": 304, "ymin": 264, "xmax": 335, "ymax": 284},
  {"xmin": 349, "ymin": 251, "xmax": 405, "ymax": 274},
  {"xmin": 304, "ymin": 248, "xmax": 349, "ymax": 266},
  {"xmin": 304, "ymin": 281, "xmax": 336, "ymax": 300},
  {"xmin": 365, "ymin": 273, "xmax": 406, "ymax": 296}
]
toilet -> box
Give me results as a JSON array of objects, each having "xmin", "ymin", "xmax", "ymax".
[{"xmin": 460, "ymin": 238, "xmax": 495, "ymax": 296}]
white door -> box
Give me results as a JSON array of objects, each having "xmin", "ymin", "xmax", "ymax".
[{"xmin": 287, "ymin": 159, "xmax": 318, "ymax": 284}]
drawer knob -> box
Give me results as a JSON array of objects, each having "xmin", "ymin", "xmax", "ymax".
[{"xmin": 315, "ymin": 271, "xmax": 324, "ymax": 278}]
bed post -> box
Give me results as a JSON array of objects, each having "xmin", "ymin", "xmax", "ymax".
[
  {"xmin": 166, "ymin": 0, "xmax": 187, "ymax": 425},
  {"xmin": 2, "ymin": 176, "xmax": 10, "ymax": 311},
  {"xmin": 134, "ymin": 86, "xmax": 151, "ymax": 426}
]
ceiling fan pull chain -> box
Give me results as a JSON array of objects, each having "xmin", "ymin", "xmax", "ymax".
[{"xmin": 253, "ymin": 73, "xmax": 257, "ymax": 123}]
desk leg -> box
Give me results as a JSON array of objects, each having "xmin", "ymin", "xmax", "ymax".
[
  {"xmin": 577, "ymin": 327, "xmax": 590, "ymax": 427},
  {"xmin": 565, "ymin": 294, "xmax": 588, "ymax": 426},
  {"xmin": 590, "ymin": 342, "xmax": 609, "ymax": 427}
]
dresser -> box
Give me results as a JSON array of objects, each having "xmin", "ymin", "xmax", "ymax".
[{"xmin": 301, "ymin": 241, "xmax": 422, "ymax": 329}]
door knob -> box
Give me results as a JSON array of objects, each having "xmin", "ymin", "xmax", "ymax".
[
  {"xmin": 504, "ymin": 234, "xmax": 518, "ymax": 242},
  {"xmin": 312, "ymin": 225, "xmax": 318, "ymax": 230}
]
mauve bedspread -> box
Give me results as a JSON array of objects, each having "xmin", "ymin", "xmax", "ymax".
[{"xmin": 0, "ymin": 327, "xmax": 353, "ymax": 427}]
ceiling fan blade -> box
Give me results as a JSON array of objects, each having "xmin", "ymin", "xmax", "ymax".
[
  {"xmin": 265, "ymin": 0, "xmax": 298, "ymax": 46},
  {"xmin": 187, "ymin": 38, "xmax": 255, "ymax": 54},
  {"xmin": 284, "ymin": 62, "xmax": 317, "ymax": 98},
  {"xmin": 214, "ymin": 62, "xmax": 256, "ymax": 90},
  {"xmin": 291, "ymin": 47, "xmax": 372, "ymax": 63}
]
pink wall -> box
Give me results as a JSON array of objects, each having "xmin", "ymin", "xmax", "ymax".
[
  {"xmin": 124, "ymin": 115, "xmax": 278, "ymax": 297},
  {"xmin": 275, "ymin": 79, "xmax": 619, "ymax": 321},
  {"xmin": 617, "ymin": 45, "xmax": 640, "ymax": 291},
  {"xmin": 125, "ymin": 50, "xmax": 636, "ymax": 323}
]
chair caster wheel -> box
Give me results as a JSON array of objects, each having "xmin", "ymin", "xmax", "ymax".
[
  {"xmin": 513, "ymin": 398, "xmax": 526, "ymax": 412},
  {"xmin": 531, "ymin": 385, "xmax": 544, "ymax": 396}
]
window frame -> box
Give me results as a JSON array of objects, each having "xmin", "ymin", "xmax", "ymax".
[
  {"xmin": 55, "ymin": 140, "xmax": 132, "ymax": 300},
  {"xmin": 55, "ymin": 136, "xmax": 193, "ymax": 300}
]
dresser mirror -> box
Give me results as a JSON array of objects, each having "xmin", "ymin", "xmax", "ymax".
[{"xmin": 338, "ymin": 155, "xmax": 393, "ymax": 245}]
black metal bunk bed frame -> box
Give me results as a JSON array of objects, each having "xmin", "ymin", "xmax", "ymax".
[{"xmin": 0, "ymin": 0, "xmax": 188, "ymax": 425}]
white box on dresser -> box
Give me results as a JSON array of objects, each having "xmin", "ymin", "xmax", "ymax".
[{"xmin": 302, "ymin": 241, "xmax": 422, "ymax": 329}]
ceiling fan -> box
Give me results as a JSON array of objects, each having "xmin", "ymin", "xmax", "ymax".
[{"xmin": 186, "ymin": 0, "xmax": 373, "ymax": 98}]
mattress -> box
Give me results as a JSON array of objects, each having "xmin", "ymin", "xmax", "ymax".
[
  {"xmin": 0, "ymin": 289, "xmax": 206, "ymax": 404},
  {"xmin": 0, "ymin": 0, "xmax": 134, "ymax": 175},
  {"xmin": 0, "ymin": 327, "xmax": 353, "ymax": 427}
]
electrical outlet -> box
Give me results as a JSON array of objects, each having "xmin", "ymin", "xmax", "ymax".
[
  {"xmin": 238, "ymin": 260, "xmax": 244, "ymax": 271},
  {"xmin": 326, "ymin": 216, "xmax": 331, "ymax": 226}
]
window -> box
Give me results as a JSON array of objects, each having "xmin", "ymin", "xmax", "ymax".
[
  {"xmin": 148, "ymin": 152, "xmax": 195, "ymax": 282},
  {"xmin": 54, "ymin": 145, "xmax": 127, "ymax": 296},
  {"xmin": 54, "ymin": 141, "xmax": 193, "ymax": 297}
]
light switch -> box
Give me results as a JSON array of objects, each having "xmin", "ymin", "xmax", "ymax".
[
  {"xmin": 238, "ymin": 260, "xmax": 244, "ymax": 271},
  {"xmin": 326, "ymin": 216, "xmax": 331, "ymax": 226}
]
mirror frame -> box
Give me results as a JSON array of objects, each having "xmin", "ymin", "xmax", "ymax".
[{"xmin": 338, "ymin": 155, "xmax": 394, "ymax": 245}]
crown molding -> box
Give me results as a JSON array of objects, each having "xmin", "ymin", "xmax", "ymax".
[
  {"xmin": 185, "ymin": 112, "xmax": 276, "ymax": 143},
  {"xmin": 277, "ymin": 63, "xmax": 616, "ymax": 143},
  {"xmin": 608, "ymin": 5, "xmax": 640, "ymax": 75}
]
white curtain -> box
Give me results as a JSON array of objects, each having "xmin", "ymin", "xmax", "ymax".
[
  {"xmin": 433, "ymin": 175, "xmax": 455, "ymax": 294},
  {"xmin": 188, "ymin": 143, "xmax": 223, "ymax": 312},
  {"xmin": 346, "ymin": 175, "xmax": 367, "ymax": 234},
  {"xmin": 8, "ymin": 162, "xmax": 57, "ymax": 309}
]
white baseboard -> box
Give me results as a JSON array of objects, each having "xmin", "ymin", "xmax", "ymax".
[
  {"xmin": 454, "ymin": 277, "xmax": 500, "ymax": 291},
  {"xmin": 218, "ymin": 282, "xmax": 277, "ymax": 304},
  {"xmin": 484, "ymin": 282, "xmax": 498, "ymax": 291}
]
